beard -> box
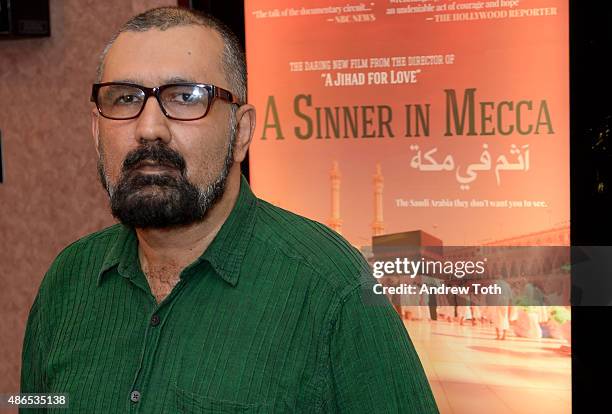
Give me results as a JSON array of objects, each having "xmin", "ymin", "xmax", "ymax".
[{"xmin": 97, "ymin": 129, "xmax": 235, "ymax": 229}]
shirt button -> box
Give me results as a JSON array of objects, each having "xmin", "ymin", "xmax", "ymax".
[
  {"xmin": 130, "ymin": 390, "xmax": 141, "ymax": 403},
  {"xmin": 150, "ymin": 314, "xmax": 160, "ymax": 326}
]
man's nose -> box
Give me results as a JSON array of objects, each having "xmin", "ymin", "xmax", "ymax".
[{"xmin": 134, "ymin": 96, "xmax": 172, "ymax": 144}]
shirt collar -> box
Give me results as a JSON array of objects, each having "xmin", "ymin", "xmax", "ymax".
[{"xmin": 97, "ymin": 174, "xmax": 258, "ymax": 287}]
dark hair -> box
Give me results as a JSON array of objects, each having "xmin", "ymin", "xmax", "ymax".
[{"xmin": 96, "ymin": 7, "xmax": 246, "ymax": 103}]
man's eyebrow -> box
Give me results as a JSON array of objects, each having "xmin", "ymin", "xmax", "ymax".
[
  {"xmin": 107, "ymin": 77, "xmax": 198, "ymax": 85},
  {"xmin": 164, "ymin": 76, "xmax": 198, "ymax": 84},
  {"xmin": 110, "ymin": 78, "xmax": 142, "ymax": 84}
]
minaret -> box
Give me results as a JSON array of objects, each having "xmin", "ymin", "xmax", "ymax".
[
  {"xmin": 372, "ymin": 163, "xmax": 384, "ymax": 236},
  {"xmin": 329, "ymin": 161, "xmax": 342, "ymax": 234}
]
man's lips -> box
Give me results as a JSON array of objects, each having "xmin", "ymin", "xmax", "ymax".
[{"xmin": 131, "ymin": 160, "xmax": 179, "ymax": 173}]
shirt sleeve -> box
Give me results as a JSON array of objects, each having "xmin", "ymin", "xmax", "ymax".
[
  {"xmin": 329, "ymin": 284, "xmax": 439, "ymax": 413},
  {"xmin": 20, "ymin": 292, "xmax": 47, "ymax": 413}
]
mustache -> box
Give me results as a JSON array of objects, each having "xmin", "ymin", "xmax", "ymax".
[{"xmin": 122, "ymin": 142, "xmax": 186, "ymax": 174}]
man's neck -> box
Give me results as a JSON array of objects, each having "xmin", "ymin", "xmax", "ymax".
[{"xmin": 135, "ymin": 168, "xmax": 241, "ymax": 279}]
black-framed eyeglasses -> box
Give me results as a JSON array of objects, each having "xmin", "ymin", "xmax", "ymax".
[{"xmin": 91, "ymin": 82, "xmax": 241, "ymax": 121}]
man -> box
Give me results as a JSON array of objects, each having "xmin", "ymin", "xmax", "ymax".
[{"xmin": 20, "ymin": 7, "xmax": 438, "ymax": 413}]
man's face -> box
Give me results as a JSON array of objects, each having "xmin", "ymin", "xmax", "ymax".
[{"xmin": 93, "ymin": 26, "xmax": 236, "ymax": 228}]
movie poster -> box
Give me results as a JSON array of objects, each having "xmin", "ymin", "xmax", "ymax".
[{"xmin": 245, "ymin": 1, "xmax": 570, "ymax": 412}]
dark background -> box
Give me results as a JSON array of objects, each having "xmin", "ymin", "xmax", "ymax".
[{"xmin": 569, "ymin": 1, "xmax": 612, "ymax": 412}]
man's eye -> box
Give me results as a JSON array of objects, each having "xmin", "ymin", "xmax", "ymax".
[
  {"xmin": 181, "ymin": 93, "xmax": 195, "ymax": 102},
  {"xmin": 166, "ymin": 87, "xmax": 206, "ymax": 105},
  {"xmin": 169, "ymin": 93, "xmax": 200, "ymax": 104},
  {"xmin": 114, "ymin": 94, "xmax": 141, "ymax": 105}
]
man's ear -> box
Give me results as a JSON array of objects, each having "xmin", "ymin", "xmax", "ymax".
[
  {"xmin": 232, "ymin": 104, "xmax": 256, "ymax": 163},
  {"xmin": 91, "ymin": 107, "xmax": 101, "ymax": 157}
]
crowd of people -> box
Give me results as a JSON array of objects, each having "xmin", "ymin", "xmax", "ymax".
[{"xmin": 398, "ymin": 287, "xmax": 571, "ymax": 349}]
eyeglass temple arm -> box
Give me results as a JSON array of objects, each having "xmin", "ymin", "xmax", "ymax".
[
  {"xmin": 90, "ymin": 85, "xmax": 98, "ymax": 102},
  {"xmin": 215, "ymin": 87, "xmax": 242, "ymax": 105}
]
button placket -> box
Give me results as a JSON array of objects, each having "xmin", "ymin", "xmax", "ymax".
[
  {"xmin": 127, "ymin": 307, "xmax": 161, "ymax": 411},
  {"xmin": 128, "ymin": 278, "xmax": 188, "ymax": 411}
]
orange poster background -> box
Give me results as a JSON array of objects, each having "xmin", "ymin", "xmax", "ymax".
[{"xmin": 245, "ymin": 0, "xmax": 569, "ymax": 248}]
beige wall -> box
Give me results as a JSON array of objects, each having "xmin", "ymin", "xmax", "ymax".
[{"xmin": 0, "ymin": 0, "xmax": 176, "ymax": 396}]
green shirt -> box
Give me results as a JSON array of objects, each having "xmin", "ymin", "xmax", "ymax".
[{"xmin": 21, "ymin": 175, "xmax": 438, "ymax": 413}]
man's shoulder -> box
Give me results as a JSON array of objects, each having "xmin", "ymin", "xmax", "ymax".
[
  {"xmin": 252, "ymin": 198, "xmax": 371, "ymax": 291},
  {"xmin": 45, "ymin": 224, "xmax": 124, "ymax": 278},
  {"xmin": 56, "ymin": 223, "xmax": 124, "ymax": 258}
]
